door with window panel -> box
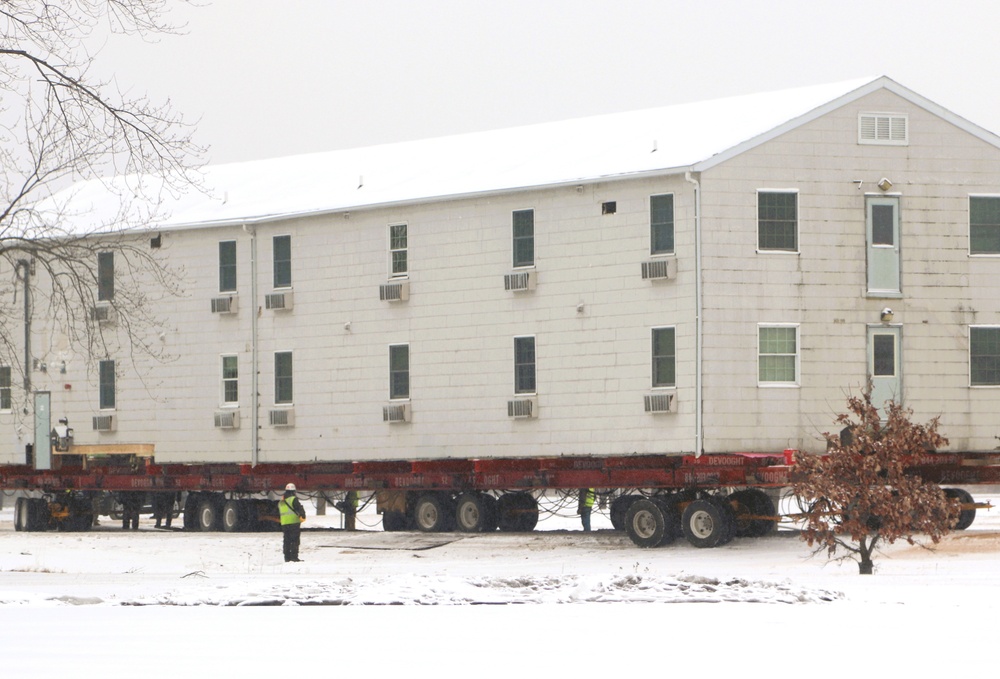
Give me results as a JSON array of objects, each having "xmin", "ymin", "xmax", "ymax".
[{"xmin": 868, "ymin": 326, "xmax": 901, "ymax": 419}]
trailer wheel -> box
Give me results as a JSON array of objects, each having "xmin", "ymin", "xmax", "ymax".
[
  {"xmin": 481, "ymin": 494, "xmax": 499, "ymax": 532},
  {"xmin": 497, "ymin": 493, "xmax": 539, "ymax": 532},
  {"xmin": 682, "ymin": 498, "xmax": 730, "ymax": 548},
  {"xmin": 382, "ymin": 510, "xmax": 409, "ymax": 532},
  {"xmin": 625, "ymin": 498, "xmax": 672, "ymax": 548},
  {"xmin": 182, "ymin": 494, "xmax": 200, "ymax": 530},
  {"xmin": 945, "ymin": 488, "xmax": 976, "ymax": 530},
  {"xmin": 14, "ymin": 497, "xmax": 26, "ymax": 532},
  {"xmin": 729, "ymin": 489, "xmax": 777, "ymax": 538},
  {"xmin": 222, "ymin": 500, "xmax": 247, "ymax": 532},
  {"xmin": 414, "ymin": 493, "xmax": 452, "ymax": 532},
  {"xmin": 610, "ymin": 495, "xmax": 642, "ymax": 531},
  {"xmin": 455, "ymin": 493, "xmax": 491, "ymax": 532},
  {"xmin": 197, "ymin": 498, "xmax": 223, "ymax": 531}
]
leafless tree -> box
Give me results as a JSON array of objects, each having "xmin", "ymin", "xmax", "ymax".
[
  {"xmin": 792, "ymin": 388, "xmax": 960, "ymax": 574},
  {"xmin": 0, "ymin": 1, "xmax": 202, "ymax": 413}
]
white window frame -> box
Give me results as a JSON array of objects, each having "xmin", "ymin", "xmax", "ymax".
[
  {"xmin": 970, "ymin": 325, "xmax": 1000, "ymax": 387},
  {"xmin": 221, "ymin": 354, "xmax": 239, "ymax": 406},
  {"xmin": 99, "ymin": 359, "xmax": 116, "ymax": 410},
  {"xmin": 512, "ymin": 209, "xmax": 535, "ymax": 269},
  {"xmin": 650, "ymin": 194, "xmax": 674, "ymax": 256},
  {"xmin": 388, "ymin": 223, "xmax": 408, "ymax": 278},
  {"xmin": 272, "ymin": 234, "xmax": 292, "ymax": 290},
  {"xmin": 513, "ymin": 335, "xmax": 537, "ymax": 395},
  {"xmin": 756, "ymin": 189, "xmax": 799, "ymax": 254},
  {"xmin": 219, "ymin": 240, "xmax": 237, "ymax": 293},
  {"xmin": 757, "ymin": 324, "xmax": 800, "ymax": 387},
  {"xmin": 651, "ymin": 326, "xmax": 676, "ymax": 389},
  {"xmin": 0, "ymin": 365, "xmax": 11, "ymax": 411},
  {"xmin": 858, "ymin": 112, "xmax": 908, "ymax": 146},
  {"xmin": 389, "ymin": 343, "xmax": 410, "ymax": 400},
  {"xmin": 969, "ymin": 195, "xmax": 1000, "ymax": 257},
  {"xmin": 274, "ymin": 351, "xmax": 293, "ymax": 405}
]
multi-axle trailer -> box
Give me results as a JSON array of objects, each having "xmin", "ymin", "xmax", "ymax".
[{"xmin": 2, "ymin": 446, "xmax": 996, "ymax": 548}]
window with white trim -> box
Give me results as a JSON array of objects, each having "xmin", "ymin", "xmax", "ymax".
[
  {"xmin": 389, "ymin": 223, "xmax": 408, "ymax": 277},
  {"xmin": 0, "ymin": 366, "xmax": 10, "ymax": 410},
  {"xmin": 651, "ymin": 327, "xmax": 676, "ymax": 388},
  {"xmin": 650, "ymin": 194, "xmax": 674, "ymax": 255},
  {"xmin": 514, "ymin": 336, "xmax": 536, "ymax": 394},
  {"xmin": 971, "ymin": 326, "xmax": 1000, "ymax": 386},
  {"xmin": 273, "ymin": 235, "xmax": 291, "ymax": 289},
  {"xmin": 970, "ymin": 196, "xmax": 1000, "ymax": 255},
  {"xmin": 99, "ymin": 359, "xmax": 116, "ymax": 409},
  {"xmin": 222, "ymin": 355, "xmax": 239, "ymax": 404},
  {"xmin": 757, "ymin": 191, "xmax": 797, "ymax": 252},
  {"xmin": 512, "ymin": 209, "xmax": 534, "ymax": 268},
  {"xmin": 758, "ymin": 325, "xmax": 799, "ymax": 385},
  {"xmin": 219, "ymin": 241, "xmax": 237, "ymax": 292},
  {"xmin": 97, "ymin": 251, "xmax": 114, "ymax": 301},
  {"xmin": 859, "ymin": 113, "xmax": 908, "ymax": 145},
  {"xmin": 389, "ymin": 344, "xmax": 409, "ymax": 399},
  {"xmin": 274, "ymin": 351, "xmax": 293, "ymax": 404}
]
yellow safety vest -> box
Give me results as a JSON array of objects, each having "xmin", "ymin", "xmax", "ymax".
[{"xmin": 278, "ymin": 497, "xmax": 301, "ymax": 525}]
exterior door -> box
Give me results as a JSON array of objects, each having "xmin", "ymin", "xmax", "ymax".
[
  {"xmin": 867, "ymin": 196, "xmax": 900, "ymax": 295},
  {"xmin": 868, "ymin": 326, "xmax": 901, "ymax": 418}
]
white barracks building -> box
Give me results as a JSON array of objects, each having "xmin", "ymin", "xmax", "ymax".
[{"xmin": 5, "ymin": 76, "xmax": 1000, "ymax": 465}]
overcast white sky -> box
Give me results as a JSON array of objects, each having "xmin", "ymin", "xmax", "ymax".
[{"xmin": 97, "ymin": 0, "xmax": 1000, "ymax": 166}]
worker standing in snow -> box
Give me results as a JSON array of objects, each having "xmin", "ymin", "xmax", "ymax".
[
  {"xmin": 578, "ymin": 488, "xmax": 596, "ymax": 532},
  {"xmin": 278, "ymin": 483, "xmax": 307, "ymax": 562}
]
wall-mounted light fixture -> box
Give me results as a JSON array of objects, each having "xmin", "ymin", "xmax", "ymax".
[
  {"xmin": 880, "ymin": 307, "xmax": 894, "ymax": 323},
  {"xmin": 877, "ymin": 177, "xmax": 893, "ymax": 192}
]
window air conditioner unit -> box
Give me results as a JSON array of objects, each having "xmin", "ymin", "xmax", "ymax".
[
  {"xmin": 382, "ymin": 402, "xmax": 411, "ymax": 423},
  {"xmin": 507, "ymin": 398, "xmax": 537, "ymax": 419},
  {"xmin": 211, "ymin": 296, "xmax": 238, "ymax": 314},
  {"xmin": 269, "ymin": 408, "xmax": 295, "ymax": 427},
  {"xmin": 213, "ymin": 411, "xmax": 240, "ymax": 429},
  {"xmin": 91, "ymin": 302, "xmax": 114, "ymax": 324},
  {"xmin": 644, "ymin": 393, "xmax": 677, "ymax": 414},
  {"xmin": 504, "ymin": 270, "xmax": 537, "ymax": 292},
  {"xmin": 379, "ymin": 281, "xmax": 410, "ymax": 302},
  {"xmin": 641, "ymin": 259, "xmax": 677, "ymax": 281},
  {"xmin": 265, "ymin": 291, "xmax": 293, "ymax": 311},
  {"xmin": 92, "ymin": 414, "xmax": 116, "ymax": 432}
]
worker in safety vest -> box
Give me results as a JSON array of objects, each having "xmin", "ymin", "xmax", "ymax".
[
  {"xmin": 278, "ymin": 483, "xmax": 307, "ymax": 562},
  {"xmin": 578, "ymin": 488, "xmax": 596, "ymax": 532}
]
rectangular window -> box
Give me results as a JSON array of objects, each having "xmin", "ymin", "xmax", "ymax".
[
  {"xmin": 222, "ymin": 355, "xmax": 239, "ymax": 404},
  {"xmin": 0, "ymin": 366, "xmax": 10, "ymax": 411},
  {"xmin": 650, "ymin": 194, "xmax": 674, "ymax": 255},
  {"xmin": 274, "ymin": 351, "xmax": 293, "ymax": 404},
  {"xmin": 514, "ymin": 336, "xmax": 536, "ymax": 394},
  {"xmin": 273, "ymin": 235, "xmax": 291, "ymax": 288},
  {"xmin": 758, "ymin": 325, "xmax": 798, "ymax": 385},
  {"xmin": 99, "ymin": 359, "xmax": 116, "ymax": 409},
  {"xmin": 512, "ymin": 209, "xmax": 534, "ymax": 268},
  {"xmin": 97, "ymin": 251, "xmax": 114, "ymax": 301},
  {"xmin": 859, "ymin": 113, "xmax": 908, "ymax": 145},
  {"xmin": 389, "ymin": 344, "xmax": 410, "ymax": 399},
  {"xmin": 971, "ymin": 327, "xmax": 1000, "ymax": 386},
  {"xmin": 970, "ymin": 196, "xmax": 1000, "ymax": 255},
  {"xmin": 389, "ymin": 223, "xmax": 408, "ymax": 277},
  {"xmin": 757, "ymin": 191, "xmax": 798, "ymax": 252},
  {"xmin": 219, "ymin": 241, "xmax": 237, "ymax": 292},
  {"xmin": 651, "ymin": 327, "xmax": 676, "ymax": 388}
]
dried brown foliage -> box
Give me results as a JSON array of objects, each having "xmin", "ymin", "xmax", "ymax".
[{"xmin": 792, "ymin": 389, "xmax": 960, "ymax": 574}]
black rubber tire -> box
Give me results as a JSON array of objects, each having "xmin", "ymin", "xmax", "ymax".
[
  {"xmin": 455, "ymin": 493, "xmax": 489, "ymax": 532},
  {"xmin": 197, "ymin": 498, "xmax": 222, "ymax": 531},
  {"xmin": 682, "ymin": 498, "xmax": 730, "ymax": 548},
  {"xmin": 497, "ymin": 493, "xmax": 539, "ymax": 532},
  {"xmin": 651, "ymin": 497, "xmax": 680, "ymax": 545},
  {"xmin": 945, "ymin": 488, "xmax": 976, "ymax": 530},
  {"xmin": 610, "ymin": 495, "xmax": 642, "ymax": 531},
  {"xmin": 222, "ymin": 500, "xmax": 246, "ymax": 532},
  {"xmin": 182, "ymin": 494, "xmax": 200, "ymax": 530},
  {"xmin": 382, "ymin": 510, "xmax": 408, "ymax": 532},
  {"xmin": 413, "ymin": 493, "xmax": 452, "ymax": 532},
  {"xmin": 26, "ymin": 498, "xmax": 50, "ymax": 531},
  {"xmin": 14, "ymin": 497, "xmax": 26, "ymax": 532},
  {"xmin": 624, "ymin": 498, "xmax": 670, "ymax": 548},
  {"xmin": 481, "ymin": 494, "xmax": 499, "ymax": 532},
  {"xmin": 729, "ymin": 489, "xmax": 777, "ymax": 538},
  {"xmin": 707, "ymin": 495, "xmax": 737, "ymax": 545}
]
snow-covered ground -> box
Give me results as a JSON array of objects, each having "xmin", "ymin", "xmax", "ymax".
[{"xmin": 2, "ymin": 490, "xmax": 998, "ymax": 674}]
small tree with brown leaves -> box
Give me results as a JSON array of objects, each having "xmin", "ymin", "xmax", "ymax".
[{"xmin": 792, "ymin": 390, "xmax": 959, "ymax": 575}]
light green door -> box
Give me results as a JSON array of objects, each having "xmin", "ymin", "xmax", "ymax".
[
  {"xmin": 867, "ymin": 196, "xmax": 900, "ymax": 295},
  {"xmin": 868, "ymin": 326, "xmax": 901, "ymax": 419}
]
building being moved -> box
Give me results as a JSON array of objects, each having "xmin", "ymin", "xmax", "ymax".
[{"xmin": 5, "ymin": 76, "xmax": 1000, "ymax": 467}]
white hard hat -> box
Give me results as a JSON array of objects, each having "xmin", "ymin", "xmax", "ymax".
[{"xmin": 285, "ymin": 483, "xmax": 296, "ymax": 491}]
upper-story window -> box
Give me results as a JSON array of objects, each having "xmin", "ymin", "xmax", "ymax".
[
  {"xmin": 514, "ymin": 336, "xmax": 536, "ymax": 394},
  {"xmin": 219, "ymin": 241, "xmax": 237, "ymax": 292},
  {"xmin": 970, "ymin": 326, "xmax": 1000, "ymax": 386},
  {"xmin": 0, "ymin": 366, "xmax": 11, "ymax": 411},
  {"xmin": 758, "ymin": 324, "xmax": 799, "ymax": 386},
  {"xmin": 389, "ymin": 223, "xmax": 408, "ymax": 277},
  {"xmin": 97, "ymin": 251, "xmax": 114, "ymax": 301},
  {"xmin": 651, "ymin": 327, "xmax": 676, "ymax": 388},
  {"xmin": 222, "ymin": 355, "xmax": 239, "ymax": 404},
  {"xmin": 512, "ymin": 209, "xmax": 534, "ymax": 268},
  {"xmin": 859, "ymin": 113, "xmax": 908, "ymax": 146},
  {"xmin": 650, "ymin": 194, "xmax": 674, "ymax": 255},
  {"xmin": 274, "ymin": 351, "xmax": 293, "ymax": 404},
  {"xmin": 389, "ymin": 344, "xmax": 410, "ymax": 400},
  {"xmin": 99, "ymin": 359, "xmax": 116, "ymax": 409},
  {"xmin": 757, "ymin": 191, "xmax": 798, "ymax": 252},
  {"xmin": 273, "ymin": 235, "xmax": 291, "ymax": 289},
  {"xmin": 970, "ymin": 196, "xmax": 1000, "ymax": 255}
]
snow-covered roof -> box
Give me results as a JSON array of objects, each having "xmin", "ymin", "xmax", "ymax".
[{"xmin": 46, "ymin": 76, "xmax": 1000, "ymax": 232}]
